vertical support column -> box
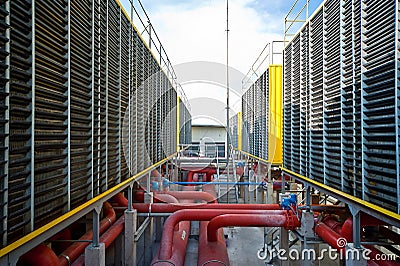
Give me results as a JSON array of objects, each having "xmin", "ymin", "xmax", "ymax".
[
  {"xmin": 238, "ymin": 111, "xmax": 242, "ymax": 151},
  {"xmin": 105, "ymin": 0, "xmax": 109, "ymax": 191},
  {"xmin": 144, "ymin": 191, "xmax": 154, "ymax": 265},
  {"xmin": 339, "ymin": 0, "xmax": 345, "ymax": 192},
  {"xmin": 243, "ymin": 161, "xmax": 249, "ymax": 204},
  {"xmin": 360, "ymin": 0, "xmax": 366, "ymax": 201},
  {"xmin": 66, "ymin": 0, "xmax": 71, "ymax": 212},
  {"xmin": 117, "ymin": 7, "xmax": 122, "ymax": 184},
  {"xmin": 86, "ymin": 207, "xmax": 105, "ymax": 266},
  {"xmin": 279, "ymin": 227, "xmax": 289, "ymax": 266},
  {"xmin": 3, "ymin": 0, "xmax": 9, "ymax": 247},
  {"xmin": 322, "ymin": 3, "xmax": 327, "ymax": 186},
  {"xmin": 176, "ymin": 96, "xmax": 180, "ymax": 152},
  {"xmin": 90, "ymin": 0, "xmax": 95, "ymax": 199},
  {"xmin": 30, "ymin": 0, "xmax": 36, "ymax": 232},
  {"xmin": 395, "ymin": 0, "xmax": 400, "ymax": 213},
  {"xmin": 301, "ymin": 209, "xmax": 317, "ymax": 266},
  {"xmin": 255, "ymin": 160, "xmax": 260, "ymax": 203},
  {"xmin": 249, "ymin": 168, "xmax": 255, "ymax": 204},
  {"xmin": 124, "ymin": 208, "xmax": 137, "ymax": 265}
]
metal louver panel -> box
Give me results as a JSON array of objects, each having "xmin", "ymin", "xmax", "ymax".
[
  {"xmin": 291, "ymin": 35, "xmax": 301, "ymax": 174},
  {"xmin": 34, "ymin": 0, "xmax": 68, "ymax": 228},
  {"xmin": 300, "ymin": 25, "xmax": 310, "ymax": 177},
  {"xmin": 106, "ymin": 0, "xmax": 120, "ymax": 189},
  {"xmin": 2, "ymin": 0, "xmax": 186, "ymax": 247},
  {"xmin": 120, "ymin": 10, "xmax": 129, "ymax": 181},
  {"xmin": 309, "ymin": 8, "xmax": 324, "ymax": 184},
  {"xmin": 362, "ymin": 0, "xmax": 397, "ymax": 211},
  {"xmin": 69, "ymin": 0, "xmax": 93, "ymax": 209},
  {"xmin": 283, "ymin": 43, "xmax": 292, "ymax": 169},
  {"xmin": 283, "ymin": 0, "xmax": 400, "ymax": 212}
]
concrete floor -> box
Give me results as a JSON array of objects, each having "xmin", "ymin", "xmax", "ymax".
[{"xmin": 184, "ymin": 226, "xmax": 340, "ymax": 266}]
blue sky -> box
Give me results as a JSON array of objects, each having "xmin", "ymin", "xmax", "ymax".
[
  {"xmin": 119, "ymin": 0, "xmax": 323, "ymax": 125},
  {"xmin": 120, "ymin": 0, "xmax": 323, "ymax": 72}
]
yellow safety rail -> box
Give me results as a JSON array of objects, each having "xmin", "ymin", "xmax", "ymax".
[{"xmin": 281, "ymin": 167, "xmax": 400, "ymax": 227}]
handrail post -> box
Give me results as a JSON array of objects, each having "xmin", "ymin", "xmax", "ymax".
[{"xmin": 85, "ymin": 206, "xmax": 105, "ymax": 266}]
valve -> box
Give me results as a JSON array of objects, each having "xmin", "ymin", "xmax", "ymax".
[
  {"xmin": 151, "ymin": 181, "xmax": 159, "ymax": 191},
  {"xmin": 281, "ymin": 193, "xmax": 297, "ymax": 210},
  {"xmin": 162, "ymin": 178, "xmax": 170, "ymax": 188}
]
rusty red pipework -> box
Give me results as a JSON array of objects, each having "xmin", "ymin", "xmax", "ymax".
[
  {"xmin": 131, "ymin": 203, "xmax": 282, "ymax": 213},
  {"xmin": 315, "ymin": 214, "xmax": 399, "ymax": 266},
  {"xmin": 18, "ymin": 244, "xmax": 61, "ymax": 266},
  {"xmin": 72, "ymin": 216, "xmax": 126, "ymax": 266},
  {"xmin": 158, "ymin": 209, "xmax": 291, "ymax": 260},
  {"xmin": 58, "ymin": 202, "xmax": 116, "ymax": 266},
  {"xmin": 133, "ymin": 190, "xmax": 217, "ymax": 203},
  {"xmin": 198, "ymin": 221, "xmax": 229, "ymax": 266},
  {"xmin": 207, "ymin": 212, "xmax": 300, "ymax": 242}
]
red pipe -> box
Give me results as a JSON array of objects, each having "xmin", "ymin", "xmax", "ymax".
[
  {"xmin": 50, "ymin": 228, "xmax": 72, "ymax": 255},
  {"xmin": 72, "ymin": 216, "xmax": 126, "ymax": 266},
  {"xmin": 315, "ymin": 215, "xmax": 399, "ymax": 266},
  {"xmin": 159, "ymin": 209, "xmax": 288, "ymax": 260},
  {"xmin": 151, "ymin": 221, "xmax": 191, "ymax": 266},
  {"xmin": 58, "ymin": 202, "xmax": 116, "ymax": 266},
  {"xmin": 207, "ymin": 213, "xmax": 300, "ymax": 242},
  {"xmin": 162, "ymin": 191, "xmax": 217, "ymax": 203},
  {"xmin": 133, "ymin": 190, "xmax": 217, "ymax": 203},
  {"xmin": 314, "ymin": 222, "xmax": 343, "ymax": 250},
  {"xmin": 18, "ymin": 244, "xmax": 61, "ymax": 266},
  {"xmin": 131, "ymin": 203, "xmax": 281, "ymax": 213},
  {"xmin": 198, "ymin": 221, "xmax": 229, "ymax": 266},
  {"xmin": 341, "ymin": 214, "xmax": 386, "ymax": 243},
  {"xmin": 187, "ymin": 171, "xmax": 194, "ymax": 183},
  {"xmin": 321, "ymin": 216, "xmax": 342, "ymax": 235},
  {"xmin": 155, "ymin": 194, "xmax": 180, "ymax": 204}
]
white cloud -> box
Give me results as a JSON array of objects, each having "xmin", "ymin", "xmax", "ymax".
[
  {"xmin": 120, "ymin": 0, "xmax": 285, "ymax": 125},
  {"xmin": 147, "ymin": 0, "xmax": 282, "ymax": 74}
]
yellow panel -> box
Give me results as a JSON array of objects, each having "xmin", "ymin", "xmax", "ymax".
[
  {"xmin": 238, "ymin": 111, "xmax": 242, "ymax": 150},
  {"xmin": 177, "ymin": 96, "xmax": 180, "ymax": 151},
  {"xmin": 268, "ymin": 65, "xmax": 283, "ymax": 164}
]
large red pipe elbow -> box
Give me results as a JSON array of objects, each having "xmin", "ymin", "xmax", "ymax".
[
  {"xmin": 159, "ymin": 209, "xmax": 287, "ymax": 260},
  {"xmin": 133, "ymin": 190, "xmax": 216, "ymax": 203},
  {"xmin": 314, "ymin": 222, "xmax": 343, "ymax": 250},
  {"xmin": 151, "ymin": 221, "xmax": 191, "ymax": 266},
  {"xmin": 163, "ymin": 191, "xmax": 217, "ymax": 203},
  {"xmin": 207, "ymin": 213, "xmax": 299, "ymax": 242},
  {"xmin": 72, "ymin": 216, "xmax": 126, "ymax": 266},
  {"xmin": 131, "ymin": 203, "xmax": 281, "ymax": 213},
  {"xmin": 198, "ymin": 221, "xmax": 229, "ymax": 266},
  {"xmin": 18, "ymin": 244, "xmax": 60, "ymax": 266},
  {"xmin": 58, "ymin": 202, "xmax": 116, "ymax": 266}
]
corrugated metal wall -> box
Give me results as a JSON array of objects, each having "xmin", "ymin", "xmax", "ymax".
[
  {"xmin": 241, "ymin": 71, "xmax": 269, "ymax": 159},
  {"xmin": 179, "ymin": 99, "xmax": 192, "ymax": 145},
  {"xmin": 0, "ymin": 0, "xmax": 191, "ymax": 247},
  {"xmin": 283, "ymin": 0, "xmax": 400, "ymax": 212}
]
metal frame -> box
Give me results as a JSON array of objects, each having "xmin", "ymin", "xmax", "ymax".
[
  {"xmin": 1, "ymin": 0, "xmax": 190, "ymax": 249},
  {"xmin": 0, "ymin": 153, "xmax": 177, "ymax": 263},
  {"xmin": 282, "ymin": 167, "xmax": 400, "ymax": 228}
]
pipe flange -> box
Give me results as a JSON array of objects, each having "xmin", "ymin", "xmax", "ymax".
[{"xmin": 60, "ymin": 254, "xmax": 71, "ymax": 266}]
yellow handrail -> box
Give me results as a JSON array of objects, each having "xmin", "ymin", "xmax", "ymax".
[
  {"xmin": 281, "ymin": 167, "xmax": 400, "ymax": 226},
  {"xmin": 0, "ymin": 152, "xmax": 177, "ymax": 258}
]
